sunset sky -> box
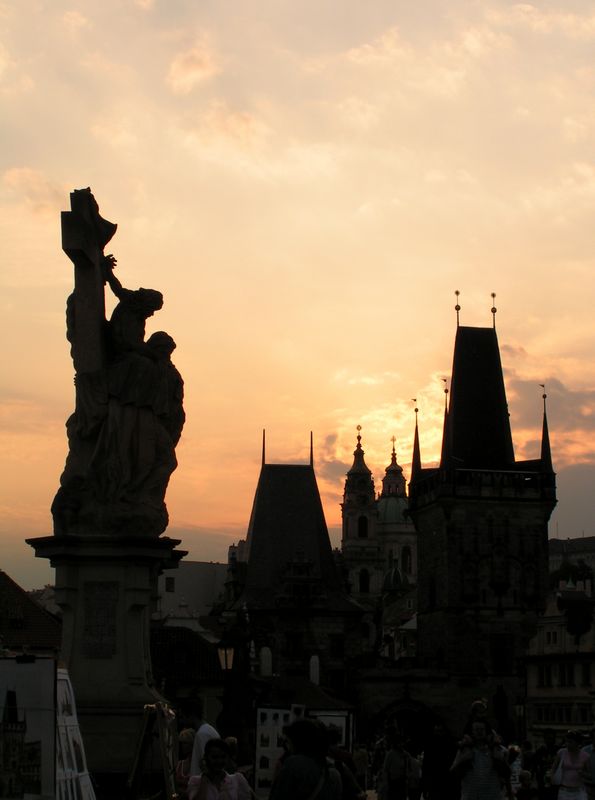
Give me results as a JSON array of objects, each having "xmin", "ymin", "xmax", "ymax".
[{"xmin": 2, "ymin": 1, "xmax": 595, "ymax": 589}]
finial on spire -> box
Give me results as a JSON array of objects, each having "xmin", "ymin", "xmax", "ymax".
[
  {"xmin": 391, "ymin": 435, "xmax": 396, "ymax": 455},
  {"xmin": 455, "ymin": 290, "xmax": 461, "ymax": 327},
  {"xmin": 262, "ymin": 428, "xmax": 266, "ymax": 466},
  {"xmin": 491, "ymin": 292, "xmax": 497, "ymax": 329},
  {"xmin": 539, "ymin": 384, "xmax": 549, "ymax": 419},
  {"xmin": 356, "ymin": 424, "xmax": 362, "ymax": 448},
  {"xmin": 442, "ymin": 378, "xmax": 449, "ymax": 410},
  {"xmin": 310, "ymin": 430, "xmax": 314, "ymax": 467}
]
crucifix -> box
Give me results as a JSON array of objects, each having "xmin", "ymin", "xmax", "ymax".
[{"xmin": 61, "ymin": 187, "xmax": 117, "ymax": 375}]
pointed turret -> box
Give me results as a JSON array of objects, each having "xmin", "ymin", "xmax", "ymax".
[
  {"xmin": 347, "ymin": 426, "xmax": 372, "ymax": 478},
  {"xmin": 410, "ymin": 405, "xmax": 422, "ymax": 482},
  {"xmin": 439, "ymin": 383, "xmax": 450, "ymax": 467},
  {"xmin": 540, "ymin": 389, "xmax": 553, "ymax": 472},
  {"xmin": 381, "ymin": 438, "xmax": 406, "ymax": 498}
]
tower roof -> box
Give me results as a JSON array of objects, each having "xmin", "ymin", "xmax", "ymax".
[
  {"xmin": 347, "ymin": 428, "xmax": 372, "ymax": 476},
  {"xmin": 441, "ymin": 325, "xmax": 515, "ymax": 469},
  {"xmin": 381, "ymin": 439, "xmax": 406, "ymax": 498},
  {"xmin": 244, "ymin": 464, "xmax": 342, "ymax": 600},
  {"xmin": 541, "ymin": 390, "xmax": 554, "ymax": 472}
]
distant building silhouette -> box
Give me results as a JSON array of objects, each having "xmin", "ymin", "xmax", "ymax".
[
  {"xmin": 340, "ymin": 432, "xmax": 417, "ymax": 654},
  {"xmin": 229, "ymin": 452, "xmax": 364, "ymax": 695}
]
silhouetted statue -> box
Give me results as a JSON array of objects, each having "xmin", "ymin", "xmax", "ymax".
[{"xmin": 52, "ymin": 189, "xmax": 185, "ymax": 537}]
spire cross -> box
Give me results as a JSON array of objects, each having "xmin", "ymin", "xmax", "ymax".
[
  {"xmin": 455, "ymin": 290, "xmax": 461, "ymax": 327},
  {"xmin": 491, "ymin": 292, "xmax": 497, "ymax": 329},
  {"xmin": 539, "ymin": 383, "xmax": 547, "ymax": 411},
  {"xmin": 412, "ymin": 399, "xmax": 418, "ymax": 419}
]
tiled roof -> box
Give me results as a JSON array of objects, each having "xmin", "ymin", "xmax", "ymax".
[
  {"xmin": 0, "ymin": 570, "xmax": 61, "ymax": 652},
  {"xmin": 549, "ymin": 537, "xmax": 595, "ymax": 554}
]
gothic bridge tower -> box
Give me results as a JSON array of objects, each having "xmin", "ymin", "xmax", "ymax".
[{"xmin": 408, "ymin": 307, "xmax": 556, "ymax": 735}]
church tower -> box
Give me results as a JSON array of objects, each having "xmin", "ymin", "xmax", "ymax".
[
  {"xmin": 341, "ymin": 428, "xmax": 380, "ymax": 600},
  {"xmin": 377, "ymin": 440, "xmax": 417, "ymax": 588},
  {"xmin": 408, "ymin": 312, "xmax": 556, "ymax": 735}
]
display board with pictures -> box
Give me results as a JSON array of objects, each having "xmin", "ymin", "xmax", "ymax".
[
  {"xmin": 0, "ymin": 655, "xmax": 56, "ymax": 799},
  {"xmin": 56, "ymin": 667, "xmax": 96, "ymax": 800}
]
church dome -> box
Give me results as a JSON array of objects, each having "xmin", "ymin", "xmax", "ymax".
[
  {"xmin": 377, "ymin": 495, "xmax": 409, "ymax": 525},
  {"xmin": 382, "ymin": 567, "xmax": 410, "ymax": 593}
]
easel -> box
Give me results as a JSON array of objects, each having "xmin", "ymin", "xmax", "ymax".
[{"xmin": 127, "ymin": 703, "xmax": 178, "ymax": 800}]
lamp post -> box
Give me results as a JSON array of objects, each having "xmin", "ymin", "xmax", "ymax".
[{"xmin": 217, "ymin": 637, "xmax": 236, "ymax": 737}]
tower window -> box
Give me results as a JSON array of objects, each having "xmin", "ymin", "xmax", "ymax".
[
  {"xmin": 402, "ymin": 546, "xmax": 412, "ymax": 574},
  {"xmin": 357, "ymin": 516, "xmax": 368, "ymax": 538},
  {"xmin": 359, "ymin": 569, "xmax": 370, "ymax": 594}
]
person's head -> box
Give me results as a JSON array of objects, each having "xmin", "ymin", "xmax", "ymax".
[
  {"xmin": 519, "ymin": 770, "xmax": 532, "ymax": 787},
  {"xmin": 470, "ymin": 699, "xmax": 488, "ymax": 720},
  {"xmin": 204, "ymin": 738, "xmax": 231, "ymax": 773},
  {"xmin": 224, "ymin": 736, "xmax": 238, "ymax": 758},
  {"xmin": 386, "ymin": 729, "xmax": 404, "ymax": 750},
  {"xmin": 508, "ymin": 744, "xmax": 520, "ymax": 763},
  {"xmin": 470, "ymin": 721, "xmax": 488, "ymax": 744},
  {"xmin": 566, "ymin": 730, "xmax": 582, "ymax": 751},
  {"xmin": 284, "ymin": 719, "xmax": 329, "ymax": 760},
  {"xmin": 327, "ymin": 726, "xmax": 343, "ymax": 748},
  {"xmin": 178, "ymin": 728, "xmax": 195, "ymax": 757},
  {"xmin": 543, "ymin": 729, "xmax": 556, "ymax": 746}
]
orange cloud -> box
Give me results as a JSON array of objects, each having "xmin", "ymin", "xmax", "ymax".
[
  {"xmin": 2, "ymin": 168, "xmax": 65, "ymax": 216},
  {"xmin": 167, "ymin": 40, "xmax": 219, "ymax": 94}
]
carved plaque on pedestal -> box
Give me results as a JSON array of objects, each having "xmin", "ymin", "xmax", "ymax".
[{"xmin": 83, "ymin": 582, "xmax": 118, "ymax": 658}]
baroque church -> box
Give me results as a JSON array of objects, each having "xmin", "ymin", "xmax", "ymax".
[{"xmin": 223, "ymin": 309, "xmax": 556, "ymax": 741}]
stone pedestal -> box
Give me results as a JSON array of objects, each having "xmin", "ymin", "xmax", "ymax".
[{"xmin": 27, "ymin": 533, "xmax": 186, "ymax": 776}]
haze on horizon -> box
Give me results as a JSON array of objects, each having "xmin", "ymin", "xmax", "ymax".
[{"xmin": 1, "ymin": 1, "xmax": 595, "ymax": 589}]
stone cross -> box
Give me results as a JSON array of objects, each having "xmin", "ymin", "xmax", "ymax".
[{"xmin": 61, "ymin": 188, "xmax": 117, "ymax": 374}]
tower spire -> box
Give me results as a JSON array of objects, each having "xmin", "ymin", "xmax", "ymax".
[
  {"xmin": 455, "ymin": 290, "xmax": 461, "ymax": 327},
  {"xmin": 411, "ymin": 401, "xmax": 421, "ymax": 480},
  {"xmin": 440, "ymin": 379, "xmax": 450, "ymax": 466},
  {"xmin": 540, "ymin": 385, "xmax": 553, "ymax": 472},
  {"xmin": 491, "ymin": 292, "xmax": 497, "ymax": 330}
]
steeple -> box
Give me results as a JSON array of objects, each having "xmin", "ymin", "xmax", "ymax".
[
  {"xmin": 540, "ymin": 387, "xmax": 553, "ymax": 472},
  {"xmin": 347, "ymin": 425, "xmax": 372, "ymax": 477},
  {"xmin": 441, "ymin": 326, "xmax": 515, "ymax": 469},
  {"xmin": 342, "ymin": 426, "xmax": 376, "ymax": 530},
  {"xmin": 410, "ymin": 403, "xmax": 421, "ymax": 481},
  {"xmin": 381, "ymin": 438, "xmax": 406, "ymax": 498},
  {"xmin": 439, "ymin": 380, "xmax": 450, "ymax": 467}
]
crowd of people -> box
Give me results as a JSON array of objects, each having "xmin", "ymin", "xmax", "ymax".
[{"xmin": 172, "ymin": 697, "xmax": 595, "ymax": 800}]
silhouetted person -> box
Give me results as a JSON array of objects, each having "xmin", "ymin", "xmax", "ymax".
[
  {"xmin": 269, "ymin": 718, "xmax": 342, "ymax": 800},
  {"xmin": 422, "ymin": 722, "xmax": 459, "ymax": 800}
]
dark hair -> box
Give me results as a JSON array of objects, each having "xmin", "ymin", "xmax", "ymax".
[
  {"xmin": 284, "ymin": 719, "xmax": 329, "ymax": 759},
  {"xmin": 204, "ymin": 738, "xmax": 231, "ymax": 758}
]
